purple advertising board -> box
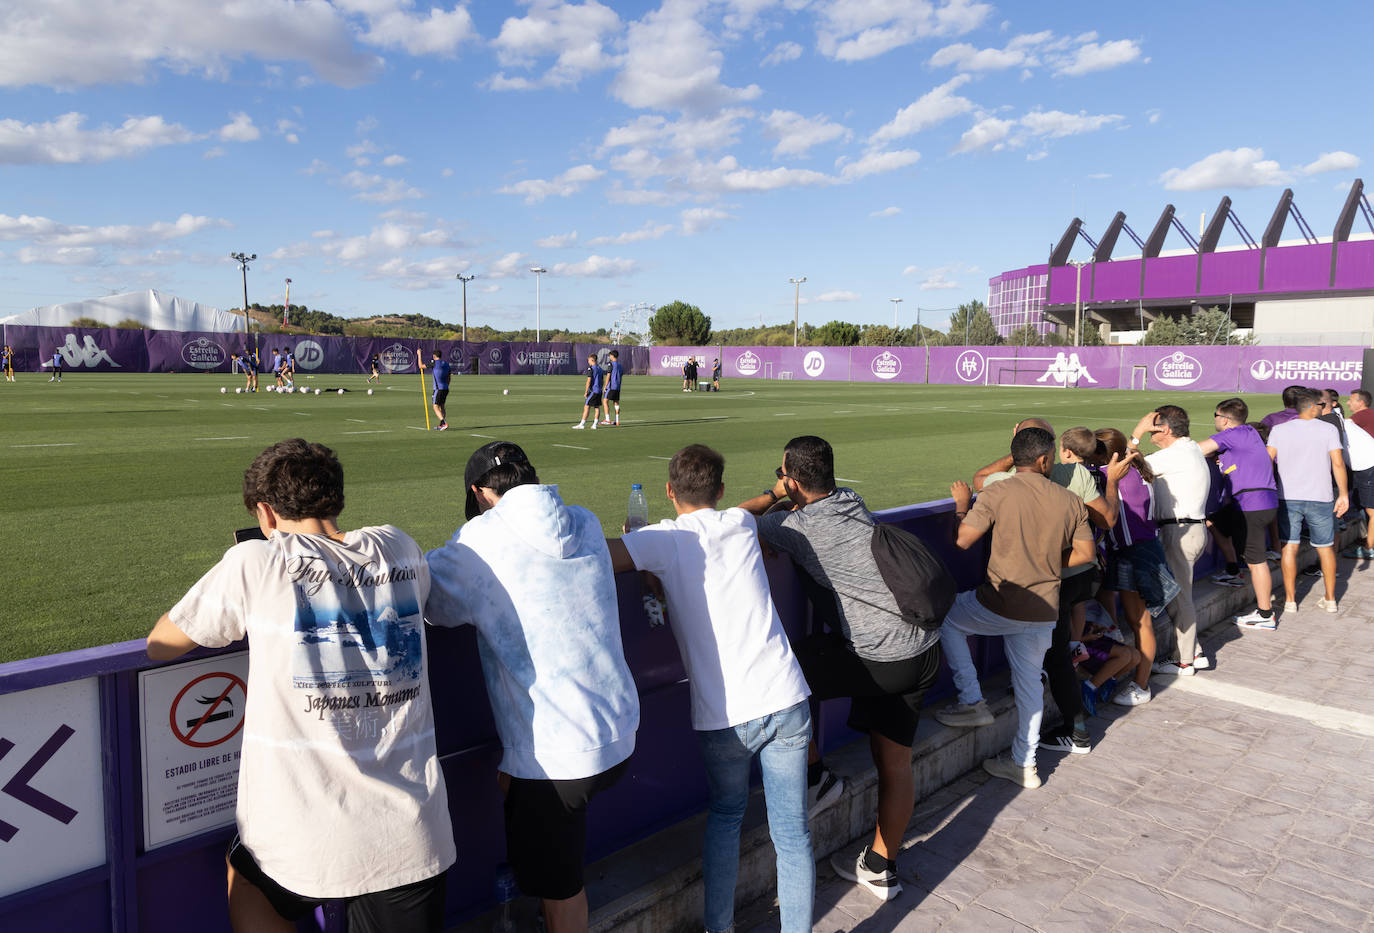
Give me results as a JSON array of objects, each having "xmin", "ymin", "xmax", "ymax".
[
  {"xmin": 11, "ymin": 324, "xmax": 150, "ymax": 372},
  {"xmin": 648, "ymin": 346, "xmax": 720, "ymax": 377},
  {"xmin": 771, "ymin": 346, "xmax": 852, "ymax": 381},
  {"xmin": 1237, "ymin": 345, "xmax": 1363, "ymax": 394},
  {"xmin": 508, "ymin": 342, "xmax": 576, "ymax": 375},
  {"xmin": 848, "ymin": 346, "xmax": 926, "ymax": 384},
  {"xmin": 1118, "ymin": 346, "xmax": 1243, "ymax": 392},
  {"xmin": 472, "ymin": 341, "xmax": 509, "ymax": 375},
  {"xmin": 721, "ymin": 346, "xmax": 779, "ymax": 379},
  {"xmin": 1000, "ymin": 347, "xmax": 1121, "ymax": 389},
  {"xmin": 145, "ymin": 329, "xmax": 244, "ymax": 372},
  {"xmin": 1199, "ymin": 250, "xmax": 1261, "ymax": 296},
  {"xmin": 1143, "ymin": 254, "xmax": 1197, "ymax": 300}
]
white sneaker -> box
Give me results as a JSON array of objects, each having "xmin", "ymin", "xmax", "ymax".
[
  {"xmin": 1191, "ymin": 651, "xmax": 1211, "ymax": 670},
  {"xmin": 591, "ymin": 421, "xmax": 598, "ymax": 430},
  {"xmin": 1283, "ymin": 601, "xmax": 1298, "ymax": 613},
  {"xmin": 1317, "ymin": 597, "xmax": 1338, "ymax": 613},
  {"xmin": 831, "ymin": 846, "xmax": 902, "ymax": 901},
  {"xmin": 1112, "ymin": 683, "xmax": 1152, "ymax": 706},
  {"xmin": 571, "ymin": 422, "xmax": 585, "ymax": 429},
  {"xmin": 1152, "ymin": 660, "xmax": 1195, "ymax": 677},
  {"xmin": 1236, "ymin": 609, "xmax": 1278, "ymax": 630}
]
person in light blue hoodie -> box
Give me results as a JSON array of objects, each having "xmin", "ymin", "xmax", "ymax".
[{"xmin": 425, "ymin": 441, "xmax": 639, "ymax": 933}]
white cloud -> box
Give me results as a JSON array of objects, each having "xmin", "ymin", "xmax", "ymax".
[
  {"xmin": 953, "ymin": 117, "xmax": 1013, "ymax": 153},
  {"xmin": 285, "ymin": 133, "xmax": 300, "ymax": 144},
  {"xmin": 717, "ymin": 162, "xmax": 831, "ymax": 192},
  {"xmin": 0, "ymin": 211, "xmax": 229, "ymax": 249},
  {"xmin": 920, "ymin": 271, "xmax": 959, "ymax": 290},
  {"xmin": 680, "ymin": 206, "xmax": 731, "ymax": 234},
  {"xmin": 536, "ymin": 231, "xmax": 580, "ymax": 248},
  {"xmin": 600, "ymin": 109, "xmax": 752, "ymax": 155},
  {"xmin": 16, "ymin": 245, "xmax": 102, "ymax": 265},
  {"xmin": 587, "ymin": 222, "xmax": 673, "ymax": 246},
  {"xmin": 0, "ymin": 112, "xmax": 196, "ymax": 164},
  {"xmin": 869, "ymin": 75, "xmax": 975, "ymax": 146},
  {"xmin": 1026, "ymin": 150, "xmax": 1047, "ymax": 162},
  {"xmin": 360, "ymin": 5, "xmax": 478, "ymax": 57},
  {"xmin": 953, "ymin": 109, "xmax": 1123, "ymax": 154},
  {"xmin": 218, "ymin": 112, "xmax": 261, "ymax": 142},
  {"xmin": 1159, "ymin": 147, "xmax": 1293, "ymax": 191},
  {"xmin": 498, "ymin": 163, "xmax": 605, "ymax": 203},
  {"xmin": 612, "ymin": 1, "xmax": 761, "ymax": 112},
  {"xmin": 817, "ymin": 0, "xmax": 992, "ymax": 62},
  {"xmin": 1301, "ymin": 151, "xmax": 1361, "ymax": 175},
  {"xmin": 870, "ymin": 206, "xmax": 901, "ymax": 217},
  {"xmin": 440, "ymin": 167, "xmax": 454, "ymax": 177},
  {"xmin": 762, "ymin": 40, "xmax": 802, "ymax": 66},
  {"xmin": 490, "ymin": 1, "xmax": 622, "ymax": 89},
  {"xmin": 812, "ymin": 290, "xmax": 860, "ymax": 302},
  {"xmin": 340, "ymin": 170, "xmax": 425, "ymax": 203},
  {"xmin": 203, "ymin": 146, "xmax": 226, "ymax": 159},
  {"xmin": 928, "ymin": 41, "xmax": 1028, "ymax": 71},
  {"xmin": 1147, "ymin": 108, "xmax": 1162, "ymax": 124},
  {"xmin": 381, "ymin": 153, "xmax": 408, "ymax": 166},
  {"xmin": 1087, "ymin": 172, "xmax": 1111, "ymax": 179},
  {"xmin": 551, "ymin": 254, "xmax": 637, "ymax": 277},
  {"xmin": 762, "ymin": 110, "xmax": 852, "ymax": 158},
  {"xmin": 303, "ymin": 158, "xmax": 331, "ymax": 175},
  {"xmin": 839, "ymin": 148, "xmax": 919, "ymax": 179},
  {"xmin": 1052, "ymin": 38, "xmax": 1142, "ymax": 76}
]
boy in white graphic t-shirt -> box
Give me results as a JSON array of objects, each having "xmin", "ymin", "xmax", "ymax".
[{"xmin": 146, "ymin": 438, "xmax": 455, "ymax": 933}]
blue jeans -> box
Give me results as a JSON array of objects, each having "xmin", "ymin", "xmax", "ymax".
[
  {"xmin": 939, "ymin": 591, "xmax": 1054, "ymax": 768},
  {"xmin": 696, "ymin": 701, "xmax": 814, "ymax": 933},
  {"xmin": 1279, "ymin": 499, "xmax": 1336, "ymax": 548}
]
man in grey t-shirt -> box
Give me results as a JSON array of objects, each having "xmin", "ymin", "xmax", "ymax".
[{"xmin": 739, "ymin": 435, "xmax": 940, "ymax": 902}]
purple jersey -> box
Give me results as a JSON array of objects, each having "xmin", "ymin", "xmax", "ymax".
[
  {"xmin": 1209, "ymin": 425, "xmax": 1278, "ymax": 512},
  {"xmin": 1096, "ymin": 466, "xmax": 1156, "ymax": 549},
  {"xmin": 1260, "ymin": 408, "xmax": 1298, "ymax": 430}
]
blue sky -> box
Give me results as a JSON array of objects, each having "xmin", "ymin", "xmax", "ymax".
[{"xmin": 1, "ymin": 0, "xmax": 1368, "ymax": 333}]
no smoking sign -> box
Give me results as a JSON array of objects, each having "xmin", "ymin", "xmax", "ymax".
[{"xmin": 169, "ymin": 671, "xmax": 247, "ymax": 748}]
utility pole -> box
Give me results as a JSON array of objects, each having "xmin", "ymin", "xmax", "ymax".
[
  {"xmin": 457, "ymin": 273, "xmax": 476, "ymax": 344},
  {"xmin": 889, "ymin": 297, "xmax": 902, "ymax": 328},
  {"xmin": 282, "ymin": 278, "xmax": 291, "ymax": 327},
  {"xmin": 789, "ymin": 276, "xmax": 806, "ymax": 347},
  {"xmin": 231, "ymin": 252, "xmax": 256, "ymax": 340},
  {"xmin": 1069, "ymin": 259, "xmax": 1091, "ymax": 347},
  {"xmin": 530, "ymin": 266, "xmax": 547, "ymax": 343}
]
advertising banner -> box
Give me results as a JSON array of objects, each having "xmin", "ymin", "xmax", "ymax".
[
  {"xmin": 1119, "ymin": 346, "xmax": 1243, "ymax": 392},
  {"xmin": 928, "ymin": 346, "xmax": 998, "ymax": 385},
  {"xmin": 722, "ymin": 346, "xmax": 780, "ymax": 379},
  {"xmin": 0, "ymin": 678, "xmax": 106, "ymax": 898},
  {"xmin": 139, "ymin": 653, "xmax": 250, "ymax": 849},
  {"xmin": 145, "ymin": 330, "xmax": 237, "ymax": 372},
  {"xmin": 473, "ymin": 341, "xmax": 509, "ymax": 375},
  {"xmin": 14, "ymin": 325, "xmax": 148, "ymax": 372},
  {"xmin": 1237, "ymin": 345, "xmax": 1363, "ymax": 394},
  {"xmin": 1001, "ymin": 347, "xmax": 1122, "ymax": 389},
  {"xmin": 648, "ymin": 346, "xmax": 719, "ymax": 377},
  {"xmin": 772, "ymin": 346, "xmax": 852, "ymax": 381},
  {"xmin": 848, "ymin": 347, "xmax": 927, "ymax": 384},
  {"xmin": 508, "ymin": 342, "xmax": 575, "ymax": 375}
]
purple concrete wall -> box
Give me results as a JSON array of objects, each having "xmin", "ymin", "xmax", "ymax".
[
  {"xmin": 1263, "ymin": 242, "xmax": 1330, "ymax": 292},
  {"xmin": 1199, "ymin": 250, "xmax": 1262, "ymax": 295},
  {"xmin": 1143, "ymin": 254, "xmax": 1197, "ymax": 299},
  {"xmin": 1333, "ymin": 240, "xmax": 1374, "ymax": 289},
  {"xmin": 1092, "ymin": 259, "xmax": 1141, "ymax": 301}
]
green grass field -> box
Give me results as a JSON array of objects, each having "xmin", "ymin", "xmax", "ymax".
[{"xmin": 1, "ymin": 371, "xmax": 1275, "ymax": 662}]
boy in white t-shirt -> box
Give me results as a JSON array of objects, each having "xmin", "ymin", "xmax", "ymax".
[
  {"xmin": 146, "ymin": 439, "xmax": 455, "ymax": 933},
  {"xmin": 608, "ymin": 444, "xmax": 814, "ymax": 933}
]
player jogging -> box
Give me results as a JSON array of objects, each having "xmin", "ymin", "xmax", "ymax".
[
  {"xmin": 601, "ymin": 350, "xmax": 624, "ymax": 426},
  {"xmin": 2, "ymin": 344, "xmax": 14, "ymax": 382},
  {"xmin": 573, "ymin": 354, "xmax": 602, "ymax": 430},
  {"xmin": 430, "ymin": 351, "xmax": 451, "ymax": 430},
  {"xmin": 711, "ymin": 357, "xmax": 721, "ymax": 392},
  {"xmin": 283, "ymin": 350, "xmax": 297, "ymax": 389},
  {"xmin": 368, "ymin": 353, "xmax": 381, "ymax": 384},
  {"xmin": 49, "ymin": 348, "xmax": 62, "ymax": 383}
]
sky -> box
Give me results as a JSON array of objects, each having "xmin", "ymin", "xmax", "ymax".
[{"xmin": 1, "ymin": 0, "xmax": 1369, "ymax": 334}]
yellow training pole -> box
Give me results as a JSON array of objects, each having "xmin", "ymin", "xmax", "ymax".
[{"xmin": 417, "ymin": 350, "xmax": 431, "ymax": 430}]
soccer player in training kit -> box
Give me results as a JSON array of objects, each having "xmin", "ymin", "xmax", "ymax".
[
  {"xmin": 271, "ymin": 349, "xmax": 285, "ymax": 388},
  {"xmin": 2, "ymin": 344, "xmax": 14, "ymax": 382},
  {"xmin": 368, "ymin": 354, "xmax": 381, "ymax": 384},
  {"xmin": 49, "ymin": 349, "xmax": 62, "ymax": 382},
  {"xmin": 601, "ymin": 350, "xmax": 624, "ymax": 426},
  {"xmin": 282, "ymin": 350, "xmax": 297, "ymax": 389},
  {"xmin": 711, "ymin": 357, "xmax": 721, "ymax": 392},
  {"xmin": 231, "ymin": 353, "xmax": 256, "ymax": 392},
  {"xmin": 430, "ymin": 351, "xmax": 451, "ymax": 431},
  {"xmin": 573, "ymin": 354, "xmax": 603, "ymax": 430}
]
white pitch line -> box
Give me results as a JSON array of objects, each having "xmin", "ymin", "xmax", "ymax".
[
  {"xmin": 648, "ymin": 455, "xmax": 672, "ymax": 460},
  {"xmin": 346, "ymin": 418, "xmax": 367, "ymax": 423},
  {"xmin": 253, "ymin": 407, "xmax": 269, "ymax": 411},
  {"xmin": 553, "ymin": 443, "xmax": 590, "ymax": 450},
  {"xmin": 343, "ymin": 430, "xmax": 392, "ymax": 435},
  {"xmin": 155, "ymin": 394, "xmax": 168, "ymax": 398},
  {"xmin": 833, "ymin": 410, "xmax": 855, "ymax": 414},
  {"xmin": 470, "ymin": 433, "xmax": 496, "ymax": 438},
  {"xmin": 835, "ymin": 476, "xmax": 861, "ymax": 483},
  {"xmin": 11, "ymin": 442, "xmax": 76, "ymax": 448},
  {"xmin": 184, "ymin": 398, "xmax": 199, "ymax": 403},
  {"xmin": 294, "ymin": 412, "xmax": 311, "ymax": 417},
  {"xmin": 405, "ymin": 426, "xmax": 430, "ymax": 431},
  {"xmin": 774, "ymin": 412, "xmax": 796, "ymax": 416},
  {"xmin": 195, "ymin": 436, "xmax": 250, "ymax": 441}
]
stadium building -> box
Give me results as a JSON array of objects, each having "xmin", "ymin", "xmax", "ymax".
[{"xmin": 988, "ymin": 178, "xmax": 1374, "ymax": 345}]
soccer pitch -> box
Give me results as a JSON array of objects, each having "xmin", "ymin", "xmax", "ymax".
[{"xmin": 1, "ymin": 372, "xmax": 1265, "ymax": 662}]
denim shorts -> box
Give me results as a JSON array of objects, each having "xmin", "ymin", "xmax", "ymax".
[
  {"xmin": 1278, "ymin": 499, "xmax": 1335, "ymax": 548},
  {"xmin": 1103, "ymin": 537, "xmax": 1180, "ymax": 618}
]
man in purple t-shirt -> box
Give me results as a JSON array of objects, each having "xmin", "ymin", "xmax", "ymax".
[
  {"xmin": 1200, "ymin": 398, "xmax": 1279, "ymax": 629},
  {"xmin": 1267, "ymin": 389, "xmax": 1348, "ymax": 616},
  {"xmin": 1259, "ymin": 385, "xmax": 1306, "ymax": 431}
]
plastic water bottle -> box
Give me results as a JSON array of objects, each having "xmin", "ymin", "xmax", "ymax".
[
  {"xmin": 493, "ymin": 863, "xmax": 518, "ymax": 932},
  {"xmin": 626, "ymin": 484, "xmax": 649, "ymax": 531}
]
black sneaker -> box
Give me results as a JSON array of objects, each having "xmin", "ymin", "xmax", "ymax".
[
  {"xmin": 806, "ymin": 769, "xmax": 844, "ymax": 818},
  {"xmin": 831, "ymin": 846, "xmax": 902, "ymax": 902},
  {"xmin": 1037, "ymin": 727, "xmax": 1091, "ymax": 755}
]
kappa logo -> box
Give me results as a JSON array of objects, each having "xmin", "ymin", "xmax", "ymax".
[
  {"xmin": 180, "ymin": 337, "xmax": 226, "ymax": 370},
  {"xmin": 803, "ymin": 351, "xmax": 825, "ymax": 377},
  {"xmin": 955, "ymin": 349, "xmax": 985, "ymax": 383},
  {"xmin": 1249, "ymin": 359, "xmax": 1274, "ymax": 380},
  {"xmin": 293, "ymin": 339, "xmax": 324, "ymax": 370},
  {"xmin": 1035, "ymin": 352, "xmax": 1098, "ymax": 386},
  {"xmin": 736, "ymin": 350, "xmax": 761, "ymax": 376},
  {"xmin": 1154, "ymin": 350, "xmax": 1202, "ymax": 387},
  {"xmin": 57, "ymin": 333, "xmax": 121, "ymax": 368},
  {"xmin": 870, "ymin": 351, "xmax": 901, "ymax": 380}
]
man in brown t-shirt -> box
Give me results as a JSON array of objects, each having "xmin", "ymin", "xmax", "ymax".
[{"xmin": 933, "ymin": 427, "xmax": 1095, "ymax": 789}]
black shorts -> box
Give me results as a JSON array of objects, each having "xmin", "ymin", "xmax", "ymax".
[
  {"xmin": 1212, "ymin": 505, "xmax": 1276, "ymax": 566},
  {"xmin": 586, "ymin": 393, "xmax": 602, "ymax": 407},
  {"xmin": 504, "ymin": 759, "xmax": 629, "ymax": 900},
  {"xmin": 228, "ymin": 835, "xmax": 447, "ymax": 933},
  {"xmin": 605, "ymin": 389, "xmax": 621, "ymax": 402},
  {"xmin": 793, "ymin": 635, "xmax": 942, "ymax": 747},
  {"xmin": 432, "ymin": 388, "xmax": 449, "ymax": 407},
  {"xmin": 1353, "ymin": 467, "xmax": 1374, "ymax": 512}
]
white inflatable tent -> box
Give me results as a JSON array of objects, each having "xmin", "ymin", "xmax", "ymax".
[{"xmin": 0, "ymin": 289, "xmax": 242, "ymax": 333}]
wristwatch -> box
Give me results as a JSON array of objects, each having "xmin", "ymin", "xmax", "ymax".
[
  {"xmin": 1128, "ymin": 436, "xmax": 1140, "ymax": 447},
  {"xmin": 763, "ymin": 488, "xmax": 779, "ymax": 502}
]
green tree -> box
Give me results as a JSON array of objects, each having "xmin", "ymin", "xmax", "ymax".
[
  {"xmin": 945, "ymin": 300, "xmax": 1002, "ymax": 345},
  {"xmin": 905, "ymin": 323, "xmax": 945, "ymax": 346},
  {"xmin": 649, "ymin": 300, "xmax": 712, "ymax": 345},
  {"xmin": 1006, "ymin": 323, "xmax": 1044, "ymax": 346},
  {"xmin": 1180, "ymin": 306, "xmax": 1252, "ymax": 345},
  {"xmin": 1075, "ymin": 321, "xmax": 1105, "ymax": 346},
  {"xmin": 69, "ymin": 316, "xmax": 102, "ymax": 328},
  {"xmin": 859, "ymin": 324, "xmax": 903, "ymax": 346},
  {"xmin": 1140, "ymin": 315, "xmax": 1186, "ymax": 345},
  {"xmin": 812, "ymin": 320, "xmax": 861, "ymax": 346}
]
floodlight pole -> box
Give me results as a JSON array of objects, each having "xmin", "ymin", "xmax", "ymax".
[
  {"xmin": 889, "ymin": 297, "xmax": 902, "ymax": 328},
  {"xmin": 1069, "ymin": 259, "xmax": 1091, "ymax": 347},
  {"xmin": 789, "ymin": 276, "xmax": 806, "ymax": 346},
  {"xmin": 282, "ymin": 278, "xmax": 291, "ymax": 326},
  {"xmin": 231, "ymin": 252, "xmax": 256, "ymax": 333},
  {"xmin": 457, "ymin": 273, "xmax": 476, "ymax": 344},
  {"xmin": 530, "ymin": 266, "xmax": 547, "ymax": 343}
]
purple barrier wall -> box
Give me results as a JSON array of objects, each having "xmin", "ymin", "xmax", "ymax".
[
  {"xmin": 1334, "ymin": 240, "xmax": 1374, "ymax": 289},
  {"xmin": 1092, "ymin": 259, "xmax": 1140, "ymax": 300},
  {"xmin": 13, "ymin": 325, "xmax": 150, "ymax": 372},
  {"xmin": 1263, "ymin": 242, "xmax": 1329, "ymax": 292},
  {"xmin": 771, "ymin": 345, "xmax": 852, "ymax": 381},
  {"xmin": 848, "ymin": 346, "xmax": 927, "ymax": 383},
  {"xmin": 1237, "ymin": 345, "xmax": 1363, "ymax": 393},
  {"xmin": 473, "ymin": 341, "xmax": 509, "ymax": 375},
  {"xmin": 508, "ymin": 342, "xmax": 576, "ymax": 375},
  {"xmin": 928, "ymin": 346, "xmax": 995, "ymax": 384},
  {"xmin": 1200, "ymin": 250, "xmax": 1261, "ymax": 295},
  {"xmin": 1143, "ymin": 254, "xmax": 1197, "ymax": 299},
  {"xmin": 1118, "ymin": 346, "xmax": 1244, "ymax": 392},
  {"xmin": 647, "ymin": 346, "xmax": 720, "ymax": 377},
  {"xmin": 722, "ymin": 346, "xmax": 778, "ymax": 379}
]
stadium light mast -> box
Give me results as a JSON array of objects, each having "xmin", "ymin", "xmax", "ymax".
[
  {"xmin": 789, "ymin": 276, "xmax": 806, "ymax": 346},
  {"xmin": 282, "ymin": 278, "xmax": 291, "ymax": 326},
  {"xmin": 889, "ymin": 297, "xmax": 903, "ymax": 328},
  {"xmin": 1068, "ymin": 259, "xmax": 1091, "ymax": 347},
  {"xmin": 457, "ymin": 273, "xmax": 476, "ymax": 344},
  {"xmin": 530, "ymin": 266, "xmax": 547, "ymax": 342},
  {"xmin": 231, "ymin": 252, "xmax": 256, "ymax": 334}
]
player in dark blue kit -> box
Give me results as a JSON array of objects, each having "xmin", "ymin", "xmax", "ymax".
[
  {"xmin": 573, "ymin": 354, "xmax": 602, "ymax": 430},
  {"xmin": 49, "ymin": 349, "xmax": 63, "ymax": 383},
  {"xmin": 711, "ymin": 357, "xmax": 722, "ymax": 392},
  {"xmin": 271, "ymin": 350, "xmax": 284, "ymax": 388},
  {"xmin": 600, "ymin": 350, "xmax": 624, "ymax": 426},
  {"xmin": 430, "ymin": 351, "xmax": 451, "ymax": 430},
  {"xmin": 2, "ymin": 344, "xmax": 14, "ymax": 382},
  {"xmin": 231, "ymin": 352, "xmax": 256, "ymax": 392}
]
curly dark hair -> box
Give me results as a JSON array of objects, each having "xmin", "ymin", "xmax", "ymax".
[{"xmin": 242, "ymin": 438, "xmax": 345, "ymax": 520}]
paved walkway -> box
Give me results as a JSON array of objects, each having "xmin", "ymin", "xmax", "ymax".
[{"xmin": 736, "ymin": 558, "xmax": 1374, "ymax": 932}]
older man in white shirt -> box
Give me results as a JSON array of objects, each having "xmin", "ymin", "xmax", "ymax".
[{"xmin": 1131, "ymin": 405, "xmax": 1211, "ymax": 675}]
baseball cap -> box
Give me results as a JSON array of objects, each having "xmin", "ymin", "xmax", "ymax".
[{"xmin": 463, "ymin": 441, "xmax": 530, "ymax": 519}]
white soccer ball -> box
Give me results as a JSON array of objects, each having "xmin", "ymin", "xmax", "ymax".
[
  {"xmin": 315, "ymin": 388, "xmax": 321, "ymax": 395},
  {"xmin": 265, "ymin": 385, "xmax": 274, "ymax": 392},
  {"xmin": 503, "ymin": 389, "xmax": 510, "ymax": 396},
  {"xmin": 337, "ymin": 389, "xmax": 344, "ymax": 395},
  {"xmin": 367, "ymin": 388, "xmax": 373, "ymax": 396},
  {"xmin": 220, "ymin": 386, "xmax": 227, "ymax": 393},
  {"xmin": 235, "ymin": 387, "xmax": 242, "ymax": 394}
]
